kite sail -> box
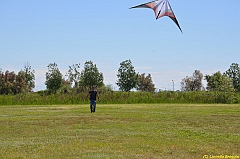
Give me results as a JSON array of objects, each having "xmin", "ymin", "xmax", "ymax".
[{"xmin": 130, "ymin": 0, "xmax": 182, "ymax": 33}]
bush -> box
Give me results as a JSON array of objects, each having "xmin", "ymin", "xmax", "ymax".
[{"xmin": 0, "ymin": 91, "xmax": 239, "ymax": 105}]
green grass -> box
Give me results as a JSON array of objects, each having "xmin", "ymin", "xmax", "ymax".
[{"xmin": 0, "ymin": 104, "xmax": 239, "ymax": 159}]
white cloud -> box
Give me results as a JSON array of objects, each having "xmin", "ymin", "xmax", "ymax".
[{"xmin": 34, "ymin": 68, "xmax": 47, "ymax": 91}]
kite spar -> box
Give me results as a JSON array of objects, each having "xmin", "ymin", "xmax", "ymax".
[{"xmin": 130, "ymin": 0, "xmax": 182, "ymax": 33}]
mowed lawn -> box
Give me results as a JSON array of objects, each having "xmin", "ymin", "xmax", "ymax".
[{"xmin": 0, "ymin": 104, "xmax": 239, "ymax": 159}]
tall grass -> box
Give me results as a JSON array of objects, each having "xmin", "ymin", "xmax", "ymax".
[{"xmin": 0, "ymin": 91, "xmax": 239, "ymax": 105}]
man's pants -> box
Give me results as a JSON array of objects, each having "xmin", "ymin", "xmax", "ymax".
[{"xmin": 90, "ymin": 100, "xmax": 96, "ymax": 112}]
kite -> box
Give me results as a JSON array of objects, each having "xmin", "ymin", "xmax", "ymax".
[{"xmin": 130, "ymin": 0, "xmax": 182, "ymax": 33}]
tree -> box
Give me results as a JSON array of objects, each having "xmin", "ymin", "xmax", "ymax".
[
  {"xmin": 181, "ymin": 70, "xmax": 203, "ymax": 91},
  {"xmin": 225, "ymin": 63, "xmax": 240, "ymax": 92},
  {"xmin": 79, "ymin": 61, "xmax": 104, "ymax": 89},
  {"xmin": 21, "ymin": 64, "xmax": 35, "ymax": 92},
  {"xmin": 0, "ymin": 68, "xmax": 2, "ymax": 93},
  {"xmin": 59, "ymin": 78, "xmax": 72, "ymax": 94},
  {"xmin": 66, "ymin": 63, "xmax": 81, "ymax": 88},
  {"xmin": 116, "ymin": 59, "xmax": 138, "ymax": 92},
  {"xmin": 205, "ymin": 71, "xmax": 237, "ymax": 103},
  {"xmin": 136, "ymin": 73, "xmax": 155, "ymax": 92},
  {"xmin": 45, "ymin": 63, "xmax": 63, "ymax": 94},
  {"xmin": 205, "ymin": 71, "xmax": 234, "ymax": 92},
  {"xmin": 0, "ymin": 64, "xmax": 35, "ymax": 94},
  {"xmin": 15, "ymin": 71, "xmax": 26, "ymax": 94},
  {"xmin": 0, "ymin": 70, "xmax": 16, "ymax": 95}
]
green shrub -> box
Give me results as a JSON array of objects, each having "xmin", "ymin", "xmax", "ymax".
[{"xmin": 0, "ymin": 91, "xmax": 239, "ymax": 105}]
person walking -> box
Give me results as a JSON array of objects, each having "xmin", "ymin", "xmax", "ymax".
[{"xmin": 86, "ymin": 86, "xmax": 100, "ymax": 113}]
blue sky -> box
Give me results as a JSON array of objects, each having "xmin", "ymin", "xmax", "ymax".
[{"xmin": 0, "ymin": 0, "xmax": 239, "ymax": 91}]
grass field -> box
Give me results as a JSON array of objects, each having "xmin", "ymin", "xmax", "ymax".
[{"xmin": 0, "ymin": 104, "xmax": 239, "ymax": 159}]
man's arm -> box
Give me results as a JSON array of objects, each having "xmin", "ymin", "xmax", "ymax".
[
  {"xmin": 97, "ymin": 94, "xmax": 100, "ymax": 102},
  {"xmin": 86, "ymin": 92, "xmax": 89, "ymax": 100}
]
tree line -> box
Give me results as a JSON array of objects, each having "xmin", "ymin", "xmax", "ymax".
[
  {"xmin": 180, "ymin": 63, "xmax": 240, "ymax": 92},
  {"xmin": 1, "ymin": 61, "xmax": 240, "ymax": 96}
]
